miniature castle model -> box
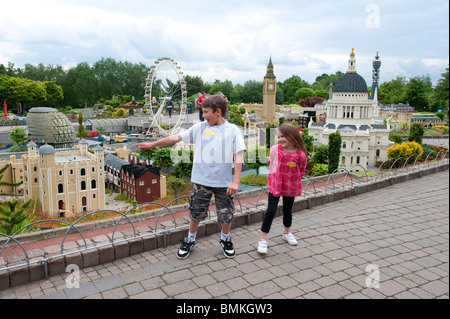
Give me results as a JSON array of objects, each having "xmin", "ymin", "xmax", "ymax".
[
  {"xmin": 21, "ymin": 139, "xmax": 105, "ymax": 218},
  {"xmin": 308, "ymin": 49, "xmax": 393, "ymax": 170}
]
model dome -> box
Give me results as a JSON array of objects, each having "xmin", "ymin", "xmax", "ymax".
[
  {"xmin": 26, "ymin": 107, "xmax": 76, "ymax": 147},
  {"xmin": 38, "ymin": 144, "xmax": 55, "ymax": 154},
  {"xmin": 333, "ymin": 73, "xmax": 368, "ymax": 93}
]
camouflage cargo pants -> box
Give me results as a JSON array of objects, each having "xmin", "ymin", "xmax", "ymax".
[{"xmin": 189, "ymin": 183, "xmax": 235, "ymax": 224}]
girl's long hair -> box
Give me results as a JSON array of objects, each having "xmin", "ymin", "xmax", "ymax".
[{"xmin": 278, "ymin": 123, "xmax": 307, "ymax": 155}]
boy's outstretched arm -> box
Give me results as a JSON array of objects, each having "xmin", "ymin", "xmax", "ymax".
[
  {"xmin": 134, "ymin": 135, "xmax": 182, "ymax": 150},
  {"xmin": 227, "ymin": 150, "xmax": 244, "ymax": 196}
]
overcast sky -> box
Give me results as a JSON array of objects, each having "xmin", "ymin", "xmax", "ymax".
[{"xmin": 0, "ymin": 0, "xmax": 448, "ymax": 86}]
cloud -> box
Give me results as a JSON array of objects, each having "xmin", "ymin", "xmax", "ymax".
[{"xmin": 0, "ymin": 0, "xmax": 448, "ymax": 85}]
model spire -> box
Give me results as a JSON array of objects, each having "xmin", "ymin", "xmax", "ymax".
[{"xmin": 347, "ymin": 48, "xmax": 357, "ymax": 73}]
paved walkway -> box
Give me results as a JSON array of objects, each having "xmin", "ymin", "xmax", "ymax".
[{"xmin": 1, "ymin": 170, "xmax": 448, "ymax": 300}]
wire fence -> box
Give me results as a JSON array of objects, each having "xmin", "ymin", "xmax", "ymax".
[{"xmin": 1, "ymin": 150, "xmax": 448, "ymax": 278}]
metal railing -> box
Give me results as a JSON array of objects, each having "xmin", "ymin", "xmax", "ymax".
[{"xmin": 1, "ymin": 152, "xmax": 448, "ymax": 278}]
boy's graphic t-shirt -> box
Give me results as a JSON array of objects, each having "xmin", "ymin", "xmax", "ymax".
[
  {"xmin": 179, "ymin": 121, "xmax": 246, "ymax": 188},
  {"xmin": 267, "ymin": 144, "xmax": 307, "ymax": 197}
]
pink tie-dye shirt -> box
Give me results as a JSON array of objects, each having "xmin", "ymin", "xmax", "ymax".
[{"xmin": 267, "ymin": 144, "xmax": 307, "ymax": 197}]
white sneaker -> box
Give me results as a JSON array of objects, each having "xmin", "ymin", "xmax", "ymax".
[
  {"xmin": 257, "ymin": 240, "xmax": 268, "ymax": 254},
  {"xmin": 282, "ymin": 233, "xmax": 298, "ymax": 245}
]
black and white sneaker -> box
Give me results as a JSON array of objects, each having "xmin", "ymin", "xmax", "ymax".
[
  {"xmin": 219, "ymin": 238, "xmax": 235, "ymax": 258},
  {"xmin": 177, "ymin": 238, "xmax": 196, "ymax": 259}
]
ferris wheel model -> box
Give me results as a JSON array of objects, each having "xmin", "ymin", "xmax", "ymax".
[{"xmin": 144, "ymin": 57, "xmax": 187, "ymax": 137}]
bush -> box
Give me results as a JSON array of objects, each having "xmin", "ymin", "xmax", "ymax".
[
  {"xmin": 389, "ymin": 132, "xmax": 403, "ymax": 144},
  {"xmin": 114, "ymin": 193, "xmax": 128, "ymax": 201},
  {"xmin": 312, "ymin": 144, "xmax": 328, "ymax": 164},
  {"xmin": 311, "ymin": 163, "xmax": 328, "ymax": 176},
  {"xmin": 434, "ymin": 125, "xmax": 449, "ymax": 134},
  {"xmin": 240, "ymin": 174, "xmax": 267, "ymax": 186},
  {"xmin": 420, "ymin": 144, "xmax": 435, "ymax": 159},
  {"xmin": 408, "ymin": 123, "xmax": 425, "ymax": 144},
  {"xmin": 387, "ymin": 141, "xmax": 423, "ymax": 166}
]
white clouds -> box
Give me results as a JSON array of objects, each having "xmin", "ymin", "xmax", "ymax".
[{"xmin": 0, "ymin": 0, "xmax": 448, "ymax": 85}]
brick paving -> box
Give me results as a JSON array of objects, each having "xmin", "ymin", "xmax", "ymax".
[{"xmin": 1, "ymin": 170, "xmax": 448, "ymax": 299}]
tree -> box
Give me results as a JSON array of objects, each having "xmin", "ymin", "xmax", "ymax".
[
  {"xmin": 184, "ymin": 75, "xmax": 205, "ymax": 98},
  {"xmin": 209, "ymin": 79, "xmax": 234, "ymax": 98},
  {"xmin": 0, "ymin": 198, "xmax": 32, "ymax": 235},
  {"xmin": 283, "ymin": 75, "xmax": 310, "ymax": 104},
  {"xmin": 436, "ymin": 112, "xmax": 445, "ymax": 121},
  {"xmin": 229, "ymin": 84, "xmax": 243, "ymax": 104},
  {"xmin": 139, "ymin": 147, "xmax": 159, "ymax": 163},
  {"xmin": 298, "ymin": 96, "xmax": 324, "ymax": 108},
  {"xmin": 314, "ymin": 89, "xmax": 329, "ymax": 99},
  {"xmin": 408, "ymin": 123, "xmax": 425, "ymax": 144},
  {"xmin": 244, "ymin": 146, "xmax": 269, "ymax": 176},
  {"xmin": 93, "ymin": 58, "xmax": 122, "ymax": 99},
  {"xmin": 172, "ymin": 149, "xmax": 193, "ymax": 178},
  {"xmin": 167, "ymin": 175, "xmax": 188, "ymax": 198},
  {"xmin": 0, "ymin": 163, "xmax": 24, "ymax": 189},
  {"xmin": 76, "ymin": 114, "xmax": 89, "ymax": 138},
  {"xmin": 404, "ymin": 76, "xmax": 430, "ymax": 112},
  {"xmin": 430, "ymin": 67, "xmax": 449, "ymax": 109},
  {"xmin": 64, "ymin": 62, "xmax": 97, "ymax": 108},
  {"xmin": 295, "ymin": 87, "xmax": 315, "ymax": 101},
  {"xmin": 96, "ymin": 126, "xmax": 106, "ymax": 136},
  {"xmin": 153, "ymin": 147, "xmax": 174, "ymax": 173},
  {"xmin": 300, "ymin": 128, "xmax": 314, "ymax": 158},
  {"xmin": 379, "ymin": 76, "xmax": 407, "ymax": 104},
  {"xmin": 6, "ymin": 77, "xmax": 47, "ymax": 108},
  {"xmin": 311, "ymin": 72, "xmax": 343, "ymax": 91},
  {"xmin": 241, "ymin": 80, "xmax": 263, "ymax": 103},
  {"xmin": 44, "ymin": 81, "xmax": 64, "ymax": 106},
  {"xmin": 312, "ymin": 144, "xmax": 328, "ymax": 164},
  {"xmin": 9, "ymin": 127, "xmax": 28, "ymax": 145},
  {"xmin": 114, "ymin": 108, "xmax": 126, "ymax": 117},
  {"xmin": 328, "ymin": 131, "xmax": 341, "ymax": 174}
]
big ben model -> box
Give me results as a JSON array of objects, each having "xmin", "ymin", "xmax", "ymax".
[{"xmin": 263, "ymin": 56, "xmax": 276, "ymax": 125}]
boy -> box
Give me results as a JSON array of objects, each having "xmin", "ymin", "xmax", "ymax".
[{"xmin": 135, "ymin": 95, "xmax": 245, "ymax": 259}]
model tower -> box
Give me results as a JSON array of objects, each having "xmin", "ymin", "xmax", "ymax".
[
  {"xmin": 370, "ymin": 52, "xmax": 381, "ymax": 100},
  {"xmin": 262, "ymin": 56, "xmax": 277, "ymax": 125}
]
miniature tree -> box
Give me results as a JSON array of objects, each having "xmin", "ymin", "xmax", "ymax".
[
  {"xmin": 9, "ymin": 127, "xmax": 28, "ymax": 146},
  {"xmin": 0, "ymin": 163, "xmax": 23, "ymax": 188},
  {"xmin": 0, "ymin": 198, "xmax": 32, "ymax": 235},
  {"xmin": 244, "ymin": 146, "xmax": 269, "ymax": 176},
  {"xmin": 408, "ymin": 123, "xmax": 425, "ymax": 144},
  {"xmin": 77, "ymin": 114, "xmax": 89, "ymax": 138},
  {"xmin": 167, "ymin": 175, "xmax": 189, "ymax": 198},
  {"xmin": 328, "ymin": 131, "xmax": 342, "ymax": 174},
  {"xmin": 300, "ymin": 128, "xmax": 314, "ymax": 158}
]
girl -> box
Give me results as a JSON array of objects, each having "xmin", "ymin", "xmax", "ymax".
[{"xmin": 257, "ymin": 123, "xmax": 308, "ymax": 254}]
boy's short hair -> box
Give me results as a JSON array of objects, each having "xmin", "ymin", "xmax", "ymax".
[{"xmin": 202, "ymin": 95, "xmax": 227, "ymax": 117}]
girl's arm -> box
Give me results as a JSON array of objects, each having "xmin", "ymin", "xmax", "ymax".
[{"xmin": 298, "ymin": 151, "xmax": 307, "ymax": 177}]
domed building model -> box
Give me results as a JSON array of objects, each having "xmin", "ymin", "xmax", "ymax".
[
  {"xmin": 26, "ymin": 107, "xmax": 76, "ymax": 147},
  {"xmin": 308, "ymin": 49, "xmax": 393, "ymax": 170}
]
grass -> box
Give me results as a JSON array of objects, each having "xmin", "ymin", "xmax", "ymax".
[{"xmin": 240, "ymin": 174, "xmax": 268, "ymax": 186}]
